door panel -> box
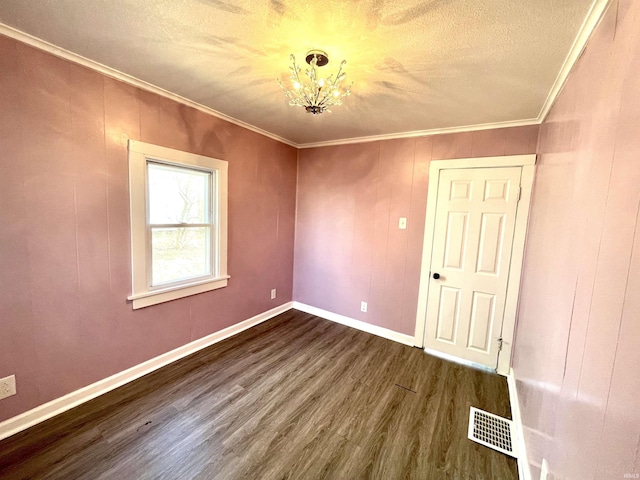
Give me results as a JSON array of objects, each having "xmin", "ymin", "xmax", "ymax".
[
  {"xmin": 450, "ymin": 181, "xmax": 472, "ymax": 200},
  {"xmin": 484, "ymin": 179, "xmax": 510, "ymax": 201},
  {"xmin": 443, "ymin": 212, "xmax": 468, "ymax": 269},
  {"xmin": 467, "ymin": 292, "xmax": 495, "ymax": 352},
  {"xmin": 476, "ymin": 213, "xmax": 505, "ymax": 274},
  {"xmin": 436, "ymin": 286, "xmax": 461, "ymax": 343},
  {"xmin": 424, "ymin": 167, "xmax": 521, "ymax": 368}
]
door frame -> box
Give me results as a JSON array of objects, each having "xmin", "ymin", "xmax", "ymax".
[{"xmin": 414, "ymin": 154, "xmax": 536, "ymax": 375}]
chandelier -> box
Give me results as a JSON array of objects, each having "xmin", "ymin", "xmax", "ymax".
[{"xmin": 278, "ymin": 50, "xmax": 352, "ymax": 115}]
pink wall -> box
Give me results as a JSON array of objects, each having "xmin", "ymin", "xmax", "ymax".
[
  {"xmin": 0, "ymin": 35, "xmax": 297, "ymax": 422},
  {"xmin": 512, "ymin": 1, "xmax": 640, "ymax": 478},
  {"xmin": 294, "ymin": 126, "xmax": 538, "ymax": 335}
]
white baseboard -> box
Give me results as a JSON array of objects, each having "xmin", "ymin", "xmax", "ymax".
[
  {"xmin": 0, "ymin": 301, "xmax": 294, "ymax": 442},
  {"xmin": 291, "ymin": 302, "xmax": 415, "ymax": 346},
  {"xmin": 508, "ymin": 367, "xmax": 531, "ymax": 480}
]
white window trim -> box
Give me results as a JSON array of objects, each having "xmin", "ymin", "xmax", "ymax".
[{"xmin": 127, "ymin": 140, "xmax": 228, "ymax": 309}]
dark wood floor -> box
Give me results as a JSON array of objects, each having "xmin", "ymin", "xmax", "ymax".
[{"xmin": 0, "ymin": 310, "xmax": 517, "ymax": 480}]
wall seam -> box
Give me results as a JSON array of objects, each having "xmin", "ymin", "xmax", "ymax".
[
  {"xmin": 398, "ymin": 139, "xmax": 418, "ymax": 331},
  {"xmin": 574, "ymin": 151, "xmax": 615, "ymax": 397},
  {"xmin": 365, "ymin": 143, "xmax": 383, "ymax": 310},
  {"xmin": 291, "ymin": 147, "xmax": 301, "ymax": 302},
  {"xmin": 14, "ymin": 39, "xmax": 41, "ymax": 410},
  {"xmin": 103, "ymin": 77, "xmax": 113, "ymax": 294},
  {"xmin": 593, "ymin": 167, "xmax": 640, "ymax": 474}
]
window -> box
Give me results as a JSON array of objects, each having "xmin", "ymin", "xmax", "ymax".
[{"xmin": 127, "ymin": 141, "xmax": 228, "ymax": 309}]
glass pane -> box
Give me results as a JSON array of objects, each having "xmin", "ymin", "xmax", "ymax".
[
  {"xmin": 148, "ymin": 162, "xmax": 211, "ymax": 224},
  {"xmin": 151, "ymin": 227, "xmax": 210, "ymax": 285}
]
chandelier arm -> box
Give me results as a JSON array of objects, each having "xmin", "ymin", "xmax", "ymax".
[
  {"xmin": 314, "ymin": 81, "xmax": 323, "ymax": 106},
  {"xmin": 311, "ymin": 61, "xmax": 325, "ymax": 107},
  {"xmin": 317, "ymin": 95, "xmax": 333, "ymax": 109},
  {"xmin": 313, "ymin": 84, "xmax": 320, "ymax": 106},
  {"xmin": 331, "ymin": 62, "xmax": 346, "ymax": 88},
  {"xmin": 316, "ymin": 95, "xmax": 332, "ymax": 110},
  {"xmin": 317, "ymin": 78, "xmax": 339, "ymax": 108},
  {"xmin": 292, "ymin": 59, "xmax": 316, "ymax": 106}
]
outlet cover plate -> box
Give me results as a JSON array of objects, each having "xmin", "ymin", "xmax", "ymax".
[
  {"xmin": 360, "ymin": 301, "xmax": 368, "ymax": 312},
  {"xmin": 270, "ymin": 288, "xmax": 277, "ymax": 300},
  {"xmin": 0, "ymin": 375, "xmax": 16, "ymax": 400}
]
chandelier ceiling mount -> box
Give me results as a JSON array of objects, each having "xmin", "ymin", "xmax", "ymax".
[{"xmin": 305, "ymin": 49, "xmax": 329, "ymax": 67}]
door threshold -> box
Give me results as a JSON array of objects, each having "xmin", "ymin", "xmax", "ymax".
[{"xmin": 423, "ymin": 347, "xmax": 498, "ymax": 375}]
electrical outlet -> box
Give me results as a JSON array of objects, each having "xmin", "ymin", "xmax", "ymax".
[
  {"xmin": 399, "ymin": 217, "xmax": 407, "ymax": 229},
  {"xmin": 360, "ymin": 301, "xmax": 368, "ymax": 312},
  {"xmin": 0, "ymin": 375, "xmax": 16, "ymax": 400},
  {"xmin": 270, "ymin": 288, "xmax": 277, "ymax": 300},
  {"xmin": 540, "ymin": 459, "xmax": 548, "ymax": 480}
]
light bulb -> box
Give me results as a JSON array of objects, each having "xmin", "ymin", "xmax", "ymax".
[
  {"xmin": 318, "ymin": 78, "xmax": 325, "ymax": 87},
  {"xmin": 294, "ymin": 81, "xmax": 301, "ymax": 90}
]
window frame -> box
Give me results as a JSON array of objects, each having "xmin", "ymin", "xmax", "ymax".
[
  {"xmin": 146, "ymin": 161, "xmax": 214, "ymax": 289},
  {"xmin": 127, "ymin": 140, "xmax": 228, "ymax": 309}
]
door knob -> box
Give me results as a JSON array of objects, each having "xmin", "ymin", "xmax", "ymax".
[{"xmin": 433, "ymin": 273, "xmax": 440, "ymax": 279}]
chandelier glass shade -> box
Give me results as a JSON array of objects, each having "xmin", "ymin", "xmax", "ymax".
[{"xmin": 278, "ymin": 50, "xmax": 352, "ymax": 115}]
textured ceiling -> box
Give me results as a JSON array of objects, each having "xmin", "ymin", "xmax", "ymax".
[{"xmin": 0, "ymin": 0, "xmax": 596, "ymax": 145}]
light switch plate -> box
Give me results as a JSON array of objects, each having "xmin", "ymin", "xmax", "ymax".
[{"xmin": 399, "ymin": 217, "xmax": 407, "ymax": 229}]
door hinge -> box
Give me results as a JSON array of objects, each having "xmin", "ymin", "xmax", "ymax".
[
  {"xmin": 497, "ymin": 337, "xmax": 504, "ymax": 351},
  {"xmin": 516, "ymin": 186, "xmax": 522, "ymax": 202}
]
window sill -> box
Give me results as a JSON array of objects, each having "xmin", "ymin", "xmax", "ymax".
[{"xmin": 127, "ymin": 275, "xmax": 230, "ymax": 309}]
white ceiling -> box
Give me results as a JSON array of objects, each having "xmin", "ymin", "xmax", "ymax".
[{"xmin": 0, "ymin": 0, "xmax": 597, "ymax": 146}]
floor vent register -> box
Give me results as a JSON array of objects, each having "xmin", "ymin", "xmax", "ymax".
[{"xmin": 468, "ymin": 407, "xmax": 518, "ymax": 458}]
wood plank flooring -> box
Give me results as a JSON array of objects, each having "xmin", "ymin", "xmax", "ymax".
[{"xmin": 0, "ymin": 310, "xmax": 517, "ymax": 479}]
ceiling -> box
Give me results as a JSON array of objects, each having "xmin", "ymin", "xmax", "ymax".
[{"xmin": 0, "ymin": 0, "xmax": 598, "ymax": 146}]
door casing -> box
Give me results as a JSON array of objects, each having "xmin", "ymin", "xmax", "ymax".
[{"xmin": 414, "ymin": 154, "xmax": 536, "ymax": 375}]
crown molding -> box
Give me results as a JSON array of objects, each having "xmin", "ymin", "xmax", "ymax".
[
  {"xmin": 296, "ymin": 118, "xmax": 541, "ymax": 149},
  {"xmin": 0, "ymin": 23, "xmax": 298, "ymax": 148},
  {"xmin": 537, "ymin": 0, "xmax": 611, "ymax": 122}
]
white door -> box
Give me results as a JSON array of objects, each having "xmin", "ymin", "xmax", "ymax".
[{"xmin": 424, "ymin": 167, "xmax": 522, "ymax": 368}]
